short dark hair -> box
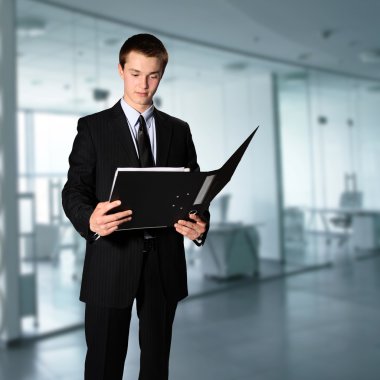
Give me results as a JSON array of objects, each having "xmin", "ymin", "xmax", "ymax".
[{"xmin": 119, "ymin": 33, "xmax": 169, "ymax": 74}]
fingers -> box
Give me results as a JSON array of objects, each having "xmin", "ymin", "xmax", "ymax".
[
  {"xmin": 106, "ymin": 200, "xmax": 122, "ymax": 211},
  {"xmin": 95, "ymin": 213, "xmax": 132, "ymax": 233},
  {"xmin": 174, "ymin": 217, "xmax": 207, "ymax": 240},
  {"xmin": 174, "ymin": 222, "xmax": 200, "ymax": 240},
  {"xmin": 96, "ymin": 200, "xmax": 121, "ymax": 212},
  {"xmin": 174, "ymin": 222, "xmax": 195, "ymax": 239},
  {"xmin": 100, "ymin": 209, "xmax": 133, "ymax": 224},
  {"xmin": 188, "ymin": 213, "xmax": 206, "ymax": 225},
  {"xmin": 95, "ymin": 215, "xmax": 132, "ymax": 236},
  {"xmin": 91, "ymin": 200, "xmax": 133, "ymax": 236},
  {"xmin": 99, "ymin": 225, "xmax": 119, "ymax": 236}
]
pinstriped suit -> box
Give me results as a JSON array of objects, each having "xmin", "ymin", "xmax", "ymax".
[{"xmin": 62, "ymin": 99, "xmax": 208, "ymax": 379}]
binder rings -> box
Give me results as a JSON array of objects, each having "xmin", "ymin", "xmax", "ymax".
[{"xmin": 108, "ymin": 127, "xmax": 259, "ymax": 230}]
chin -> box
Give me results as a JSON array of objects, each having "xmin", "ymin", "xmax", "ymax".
[
  {"xmin": 137, "ymin": 99, "xmax": 152, "ymax": 106},
  {"xmin": 133, "ymin": 97, "xmax": 149, "ymax": 105}
]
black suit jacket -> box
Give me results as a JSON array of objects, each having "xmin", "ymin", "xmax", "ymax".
[{"xmin": 62, "ymin": 100, "xmax": 208, "ymax": 308}]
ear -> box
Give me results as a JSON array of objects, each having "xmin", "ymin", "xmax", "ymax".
[{"xmin": 117, "ymin": 63, "xmax": 124, "ymax": 78}]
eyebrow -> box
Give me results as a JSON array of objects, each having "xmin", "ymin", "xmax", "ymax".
[{"xmin": 128, "ymin": 68, "xmax": 160, "ymax": 75}]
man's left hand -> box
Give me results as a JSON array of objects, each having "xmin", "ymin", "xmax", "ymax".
[{"xmin": 174, "ymin": 213, "xmax": 207, "ymax": 241}]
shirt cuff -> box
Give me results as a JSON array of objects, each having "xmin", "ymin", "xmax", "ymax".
[{"xmin": 194, "ymin": 233, "xmax": 203, "ymax": 244}]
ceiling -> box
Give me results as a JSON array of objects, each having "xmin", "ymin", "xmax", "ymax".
[
  {"xmin": 16, "ymin": 0, "xmax": 380, "ymax": 114},
  {"xmin": 41, "ymin": 0, "xmax": 380, "ymax": 80}
]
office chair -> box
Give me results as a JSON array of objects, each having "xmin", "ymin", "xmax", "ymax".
[{"xmin": 330, "ymin": 173, "xmax": 362, "ymax": 246}]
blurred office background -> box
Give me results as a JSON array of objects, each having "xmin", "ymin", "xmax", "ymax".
[{"xmin": 1, "ymin": 0, "xmax": 380, "ymax": 379}]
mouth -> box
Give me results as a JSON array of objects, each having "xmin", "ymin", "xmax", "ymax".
[{"xmin": 136, "ymin": 92, "xmax": 148, "ymax": 97}]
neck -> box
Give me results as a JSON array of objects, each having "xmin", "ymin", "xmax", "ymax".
[{"xmin": 123, "ymin": 95, "xmax": 152, "ymax": 113}]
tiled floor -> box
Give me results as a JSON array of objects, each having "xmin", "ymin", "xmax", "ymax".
[
  {"xmin": 21, "ymin": 239, "xmax": 311, "ymax": 337},
  {"xmin": 2, "ymin": 255, "xmax": 380, "ymax": 380}
]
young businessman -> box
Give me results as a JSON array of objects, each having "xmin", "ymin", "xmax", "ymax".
[{"xmin": 62, "ymin": 33, "xmax": 209, "ymax": 380}]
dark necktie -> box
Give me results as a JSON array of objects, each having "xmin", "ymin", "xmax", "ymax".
[{"xmin": 137, "ymin": 115, "xmax": 154, "ymax": 167}]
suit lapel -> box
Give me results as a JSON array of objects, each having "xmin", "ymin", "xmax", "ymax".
[
  {"xmin": 154, "ymin": 109, "xmax": 173, "ymax": 167},
  {"xmin": 109, "ymin": 101, "xmax": 173, "ymax": 167},
  {"xmin": 110, "ymin": 100, "xmax": 140, "ymax": 166}
]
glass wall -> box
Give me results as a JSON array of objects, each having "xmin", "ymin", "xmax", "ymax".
[
  {"xmin": 16, "ymin": 0, "xmax": 380, "ymax": 336},
  {"xmin": 278, "ymin": 71, "xmax": 380, "ymax": 265},
  {"xmin": 18, "ymin": 110, "xmax": 84, "ymax": 333},
  {"xmin": 17, "ymin": 0, "xmax": 281, "ymax": 335}
]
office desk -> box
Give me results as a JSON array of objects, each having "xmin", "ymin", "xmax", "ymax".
[
  {"xmin": 352, "ymin": 212, "xmax": 380, "ymax": 251},
  {"xmin": 303, "ymin": 207, "xmax": 380, "ymax": 253},
  {"xmin": 201, "ymin": 223, "xmax": 260, "ymax": 279}
]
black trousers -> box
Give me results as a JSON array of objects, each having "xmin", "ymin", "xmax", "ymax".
[{"xmin": 84, "ymin": 242, "xmax": 178, "ymax": 380}]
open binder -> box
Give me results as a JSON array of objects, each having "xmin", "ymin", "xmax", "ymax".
[{"xmin": 108, "ymin": 126, "xmax": 259, "ymax": 230}]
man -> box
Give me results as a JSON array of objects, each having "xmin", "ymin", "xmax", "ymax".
[{"xmin": 62, "ymin": 33, "xmax": 209, "ymax": 380}]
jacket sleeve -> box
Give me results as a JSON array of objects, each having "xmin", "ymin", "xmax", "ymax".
[
  {"xmin": 62, "ymin": 117, "xmax": 97, "ymax": 241},
  {"xmin": 185, "ymin": 123, "xmax": 210, "ymax": 247}
]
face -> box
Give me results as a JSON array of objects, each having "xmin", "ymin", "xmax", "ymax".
[{"xmin": 118, "ymin": 51, "xmax": 163, "ymax": 113}]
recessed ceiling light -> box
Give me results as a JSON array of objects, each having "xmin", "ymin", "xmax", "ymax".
[
  {"xmin": 359, "ymin": 49, "xmax": 380, "ymax": 64},
  {"xmin": 320, "ymin": 28, "xmax": 336, "ymax": 40},
  {"xmin": 318, "ymin": 115, "xmax": 328, "ymax": 125}
]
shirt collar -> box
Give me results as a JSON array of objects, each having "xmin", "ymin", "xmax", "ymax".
[{"xmin": 120, "ymin": 97, "xmax": 154, "ymax": 128}]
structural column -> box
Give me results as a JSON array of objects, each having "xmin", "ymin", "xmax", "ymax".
[{"xmin": 0, "ymin": 0, "xmax": 21, "ymax": 345}]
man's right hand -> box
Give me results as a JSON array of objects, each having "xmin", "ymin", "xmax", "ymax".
[{"xmin": 89, "ymin": 200, "xmax": 132, "ymax": 236}]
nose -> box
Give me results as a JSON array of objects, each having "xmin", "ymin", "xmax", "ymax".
[{"xmin": 140, "ymin": 76, "xmax": 148, "ymax": 89}]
